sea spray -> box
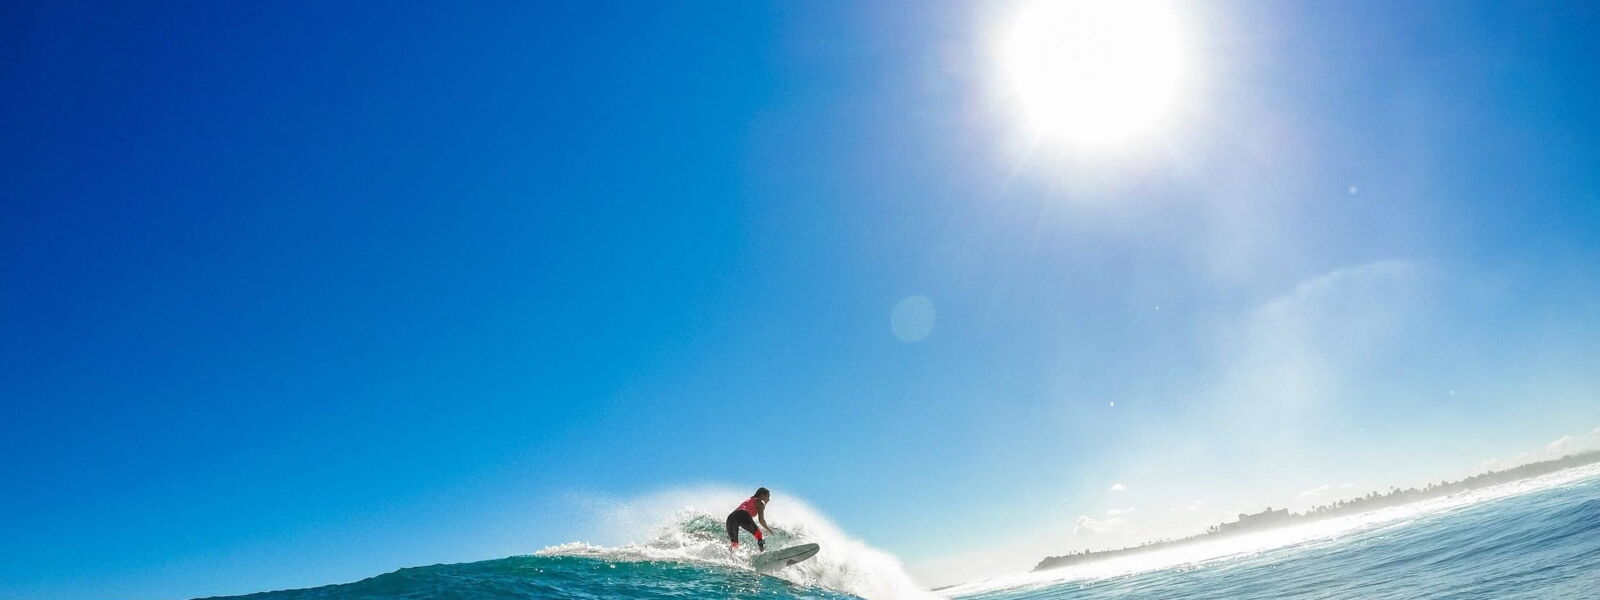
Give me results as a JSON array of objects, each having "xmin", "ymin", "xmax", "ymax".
[
  {"xmin": 540, "ymin": 486, "xmax": 939, "ymax": 600},
  {"xmin": 193, "ymin": 555, "xmax": 859, "ymax": 600},
  {"xmin": 189, "ymin": 471, "xmax": 1600, "ymax": 600}
]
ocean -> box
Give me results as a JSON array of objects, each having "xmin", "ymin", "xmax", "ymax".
[{"xmin": 204, "ymin": 465, "xmax": 1600, "ymax": 600}]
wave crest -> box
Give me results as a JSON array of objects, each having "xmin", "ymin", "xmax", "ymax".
[{"xmin": 538, "ymin": 486, "xmax": 938, "ymax": 600}]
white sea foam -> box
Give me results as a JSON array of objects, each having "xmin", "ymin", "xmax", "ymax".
[
  {"xmin": 538, "ymin": 486, "xmax": 939, "ymax": 600},
  {"xmin": 941, "ymin": 462, "xmax": 1600, "ymax": 597}
]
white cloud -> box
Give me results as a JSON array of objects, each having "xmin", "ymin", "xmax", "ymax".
[
  {"xmin": 1545, "ymin": 430, "xmax": 1600, "ymax": 456},
  {"xmin": 1073, "ymin": 515, "xmax": 1124, "ymax": 536},
  {"xmin": 1479, "ymin": 428, "xmax": 1600, "ymax": 473},
  {"xmin": 1105, "ymin": 507, "xmax": 1136, "ymax": 516},
  {"xmin": 1108, "ymin": 483, "xmax": 1127, "ymax": 492},
  {"xmin": 1297, "ymin": 484, "xmax": 1332, "ymax": 500}
]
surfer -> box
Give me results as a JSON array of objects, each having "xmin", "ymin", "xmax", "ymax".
[{"xmin": 726, "ymin": 487, "xmax": 772, "ymax": 551}]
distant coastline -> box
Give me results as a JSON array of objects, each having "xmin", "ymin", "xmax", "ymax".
[{"xmin": 1034, "ymin": 450, "xmax": 1600, "ymax": 571}]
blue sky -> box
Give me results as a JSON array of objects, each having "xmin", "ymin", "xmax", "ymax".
[{"xmin": 3, "ymin": 1, "xmax": 1599, "ymax": 598}]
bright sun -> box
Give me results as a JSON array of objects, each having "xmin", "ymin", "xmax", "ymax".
[{"xmin": 1004, "ymin": 0, "xmax": 1187, "ymax": 146}]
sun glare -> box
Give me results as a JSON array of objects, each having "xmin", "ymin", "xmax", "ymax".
[{"xmin": 1004, "ymin": 0, "xmax": 1187, "ymax": 146}]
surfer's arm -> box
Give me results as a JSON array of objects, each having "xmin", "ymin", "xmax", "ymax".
[{"xmin": 757, "ymin": 504, "xmax": 772, "ymax": 533}]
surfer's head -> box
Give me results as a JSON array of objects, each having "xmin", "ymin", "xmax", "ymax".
[{"xmin": 754, "ymin": 487, "xmax": 770, "ymax": 500}]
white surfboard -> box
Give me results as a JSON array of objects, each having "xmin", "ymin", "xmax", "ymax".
[{"xmin": 751, "ymin": 543, "xmax": 821, "ymax": 572}]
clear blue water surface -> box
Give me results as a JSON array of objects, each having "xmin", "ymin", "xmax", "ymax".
[{"xmin": 203, "ymin": 474, "xmax": 1600, "ymax": 600}]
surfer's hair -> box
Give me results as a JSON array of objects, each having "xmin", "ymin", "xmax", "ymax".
[{"xmin": 755, "ymin": 487, "xmax": 770, "ymax": 498}]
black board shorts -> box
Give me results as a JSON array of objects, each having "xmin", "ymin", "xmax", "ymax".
[{"xmin": 725, "ymin": 509, "xmax": 758, "ymax": 543}]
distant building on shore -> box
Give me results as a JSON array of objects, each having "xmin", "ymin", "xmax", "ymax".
[
  {"xmin": 1215, "ymin": 507, "xmax": 1291, "ymax": 534},
  {"xmin": 1034, "ymin": 449, "xmax": 1600, "ymax": 572}
]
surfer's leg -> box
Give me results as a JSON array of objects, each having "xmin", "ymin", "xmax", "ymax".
[
  {"xmin": 734, "ymin": 511, "xmax": 764, "ymax": 551},
  {"xmin": 732, "ymin": 508, "xmax": 764, "ymax": 553},
  {"xmin": 725, "ymin": 512, "xmax": 741, "ymax": 547}
]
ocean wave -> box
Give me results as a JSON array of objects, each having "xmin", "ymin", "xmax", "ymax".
[
  {"xmin": 197, "ymin": 554, "xmax": 857, "ymax": 600},
  {"xmin": 537, "ymin": 487, "xmax": 938, "ymax": 600},
  {"xmin": 192, "ymin": 471, "xmax": 1600, "ymax": 600},
  {"xmin": 941, "ymin": 462, "xmax": 1600, "ymax": 598}
]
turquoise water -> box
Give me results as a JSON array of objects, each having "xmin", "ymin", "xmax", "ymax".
[
  {"xmin": 948, "ymin": 472, "xmax": 1600, "ymax": 600},
  {"xmin": 203, "ymin": 472, "xmax": 1600, "ymax": 600},
  {"xmin": 203, "ymin": 555, "xmax": 855, "ymax": 600}
]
